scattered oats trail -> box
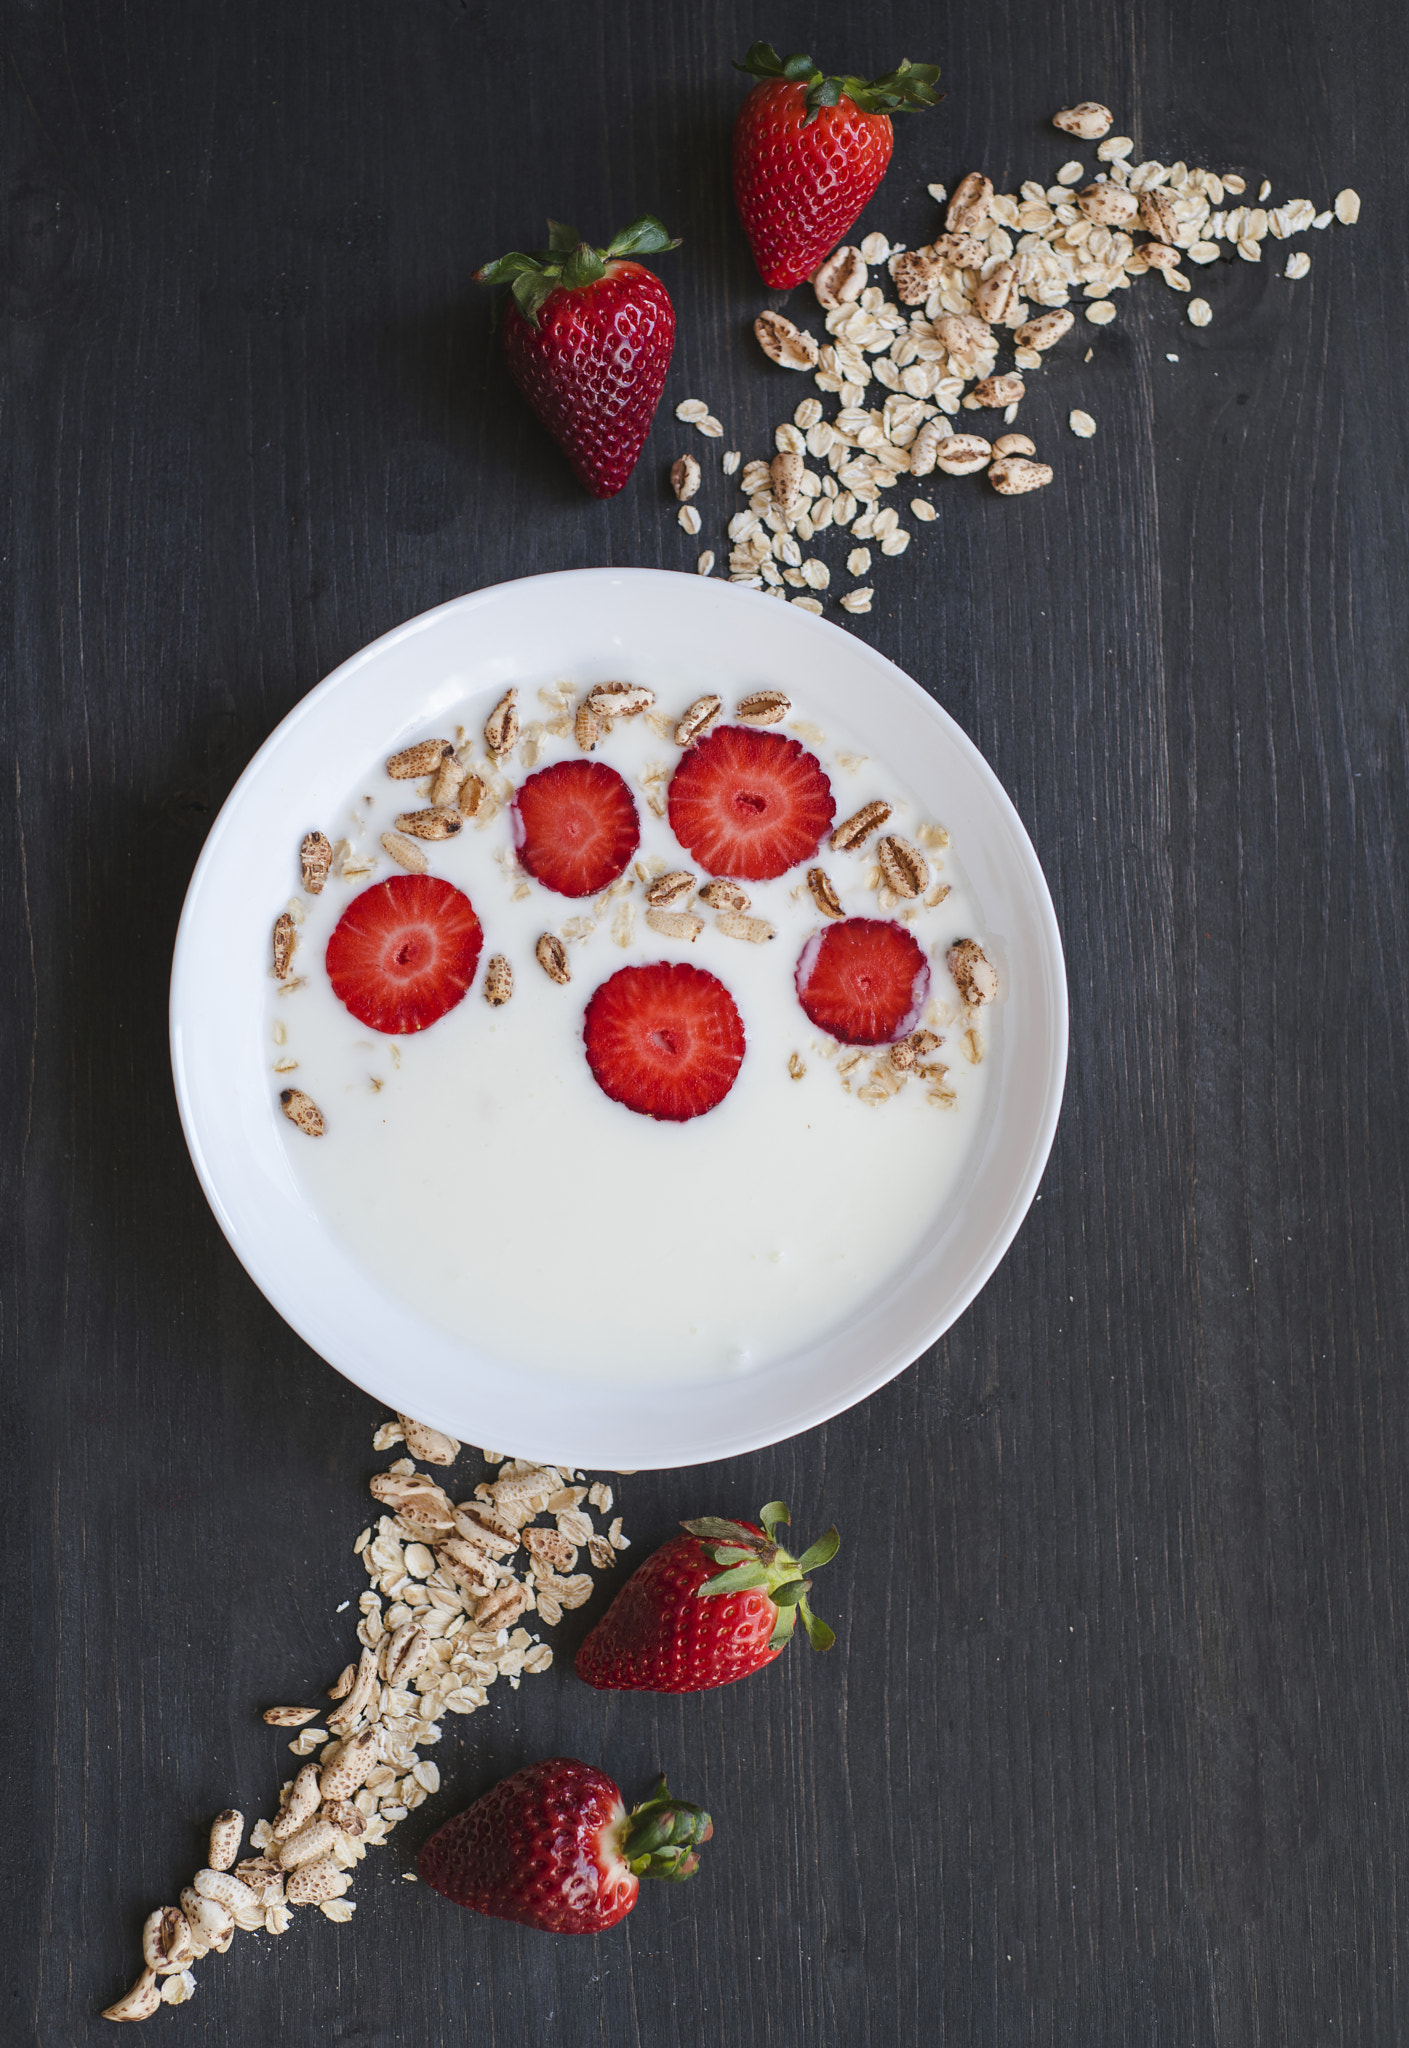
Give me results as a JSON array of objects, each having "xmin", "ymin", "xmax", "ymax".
[
  {"xmin": 668, "ymin": 114, "xmax": 1358, "ymax": 623},
  {"xmin": 102, "ymin": 1426, "xmax": 629, "ymax": 2022}
]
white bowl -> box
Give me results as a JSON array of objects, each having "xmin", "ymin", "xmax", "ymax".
[{"xmin": 170, "ymin": 569, "xmax": 1066, "ymax": 1469}]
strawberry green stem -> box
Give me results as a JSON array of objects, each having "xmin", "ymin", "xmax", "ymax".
[
  {"xmin": 620, "ymin": 1777, "xmax": 713, "ymax": 1882},
  {"xmin": 735, "ymin": 43, "xmax": 941, "ymax": 120},
  {"xmin": 475, "ymin": 216, "xmax": 680, "ymax": 328},
  {"xmin": 684, "ymin": 1502, "xmax": 840, "ymax": 1652}
]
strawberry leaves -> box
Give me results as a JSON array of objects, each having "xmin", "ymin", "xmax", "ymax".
[
  {"xmin": 797, "ymin": 1527, "xmax": 841, "ymax": 1573},
  {"xmin": 605, "ymin": 216, "xmax": 681, "ymax": 258},
  {"xmin": 797, "ymin": 1604, "xmax": 837, "ymax": 1653},
  {"xmin": 698, "ymin": 1558, "xmax": 772, "ymax": 1595},
  {"xmin": 735, "ymin": 42, "xmax": 941, "ymax": 121},
  {"xmin": 771, "ymin": 1578, "xmax": 810, "ymax": 1607},
  {"xmin": 680, "ymin": 1515, "xmax": 763, "ymax": 1545},
  {"xmin": 686, "ymin": 1501, "xmax": 839, "ymax": 1652},
  {"xmin": 476, "ymin": 216, "xmax": 680, "ymax": 328},
  {"xmin": 621, "ymin": 1776, "xmax": 714, "ymax": 1884}
]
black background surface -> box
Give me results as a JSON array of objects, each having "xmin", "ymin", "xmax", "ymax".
[{"xmin": 4, "ymin": 2, "xmax": 1407, "ymax": 2042}]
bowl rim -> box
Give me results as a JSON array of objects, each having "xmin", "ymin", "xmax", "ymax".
[{"xmin": 170, "ymin": 567, "xmax": 1068, "ymax": 1467}]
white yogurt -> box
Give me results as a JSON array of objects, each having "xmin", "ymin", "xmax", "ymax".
[{"xmin": 268, "ymin": 682, "xmax": 995, "ymax": 1385}]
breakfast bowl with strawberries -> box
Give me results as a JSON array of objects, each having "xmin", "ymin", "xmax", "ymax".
[{"xmin": 170, "ymin": 567, "xmax": 1066, "ymax": 1469}]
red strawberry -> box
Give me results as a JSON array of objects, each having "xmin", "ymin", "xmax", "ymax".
[
  {"xmin": 511, "ymin": 758, "xmax": 640, "ymax": 898},
  {"xmin": 583, "ymin": 962, "xmax": 745, "ymax": 1122},
  {"xmin": 795, "ymin": 916, "xmax": 930, "ymax": 1044},
  {"xmin": 575, "ymin": 1502, "xmax": 839, "ymax": 1694},
  {"xmin": 795, "ymin": 916, "xmax": 930, "ymax": 1045},
  {"xmin": 667, "ymin": 725, "xmax": 834, "ymax": 881},
  {"xmin": 325, "ymin": 874, "xmax": 483, "ymax": 1034},
  {"xmin": 732, "ymin": 44, "xmax": 941, "ymax": 289},
  {"xmin": 418, "ymin": 1759, "xmax": 711, "ymax": 1935},
  {"xmin": 475, "ymin": 218, "xmax": 679, "ymax": 497}
]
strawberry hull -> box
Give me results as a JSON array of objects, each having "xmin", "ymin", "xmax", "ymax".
[{"xmin": 500, "ymin": 264, "xmax": 675, "ymax": 498}]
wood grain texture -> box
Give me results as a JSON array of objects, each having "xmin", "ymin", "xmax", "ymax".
[{"xmin": 3, "ymin": 0, "xmax": 1405, "ymax": 2040}]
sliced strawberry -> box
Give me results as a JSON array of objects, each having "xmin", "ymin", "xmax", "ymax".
[
  {"xmin": 325, "ymin": 874, "xmax": 483, "ymax": 1034},
  {"xmin": 511, "ymin": 759, "xmax": 641, "ymax": 898},
  {"xmin": 794, "ymin": 917, "xmax": 930, "ymax": 1045},
  {"xmin": 584, "ymin": 962, "xmax": 745, "ymax": 1121},
  {"xmin": 667, "ymin": 725, "xmax": 834, "ymax": 881}
]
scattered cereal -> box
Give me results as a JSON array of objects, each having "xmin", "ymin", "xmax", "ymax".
[
  {"xmin": 1069, "ymin": 410, "xmax": 1097, "ymax": 438},
  {"xmin": 989, "ymin": 456, "xmax": 1053, "ymax": 495},
  {"xmin": 104, "ymin": 1435, "xmax": 629, "ymax": 2021},
  {"xmin": 692, "ymin": 115, "xmax": 1356, "ymax": 612},
  {"xmin": 1053, "ymin": 102, "xmax": 1113, "ymax": 139},
  {"xmin": 670, "ymin": 453, "xmax": 700, "ymax": 502}
]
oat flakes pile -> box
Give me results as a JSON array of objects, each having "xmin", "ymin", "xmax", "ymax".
[
  {"xmin": 671, "ymin": 104, "xmax": 1359, "ymax": 619},
  {"xmin": 102, "ymin": 1421, "xmax": 628, "ymax": 2022}
]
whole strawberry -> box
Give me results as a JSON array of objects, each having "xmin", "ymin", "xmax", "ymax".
[
  {"xmin": 732, "ymin": 44, "xmax": 941, "ymax": 289},
  {"xmin": 575, "ymin": 1501, "xmax": 838, "ymax": 1693},
  {"xmin": 418, "ymin": 1759, "xmax": 711, "ymax": 1934},
  {"xmin": 475, "ymin": 218, "xmax": 679, "ymax": 497}
]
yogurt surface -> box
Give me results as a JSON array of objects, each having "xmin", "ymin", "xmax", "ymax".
[{"xmin": 268, "ymin": 679, "xmax": 995, "ymax": 1384}]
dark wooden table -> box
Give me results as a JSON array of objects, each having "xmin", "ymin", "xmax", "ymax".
[{"xmin": 6, "ymin": 2, "xmax": 1406, "ymax": 2041}]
